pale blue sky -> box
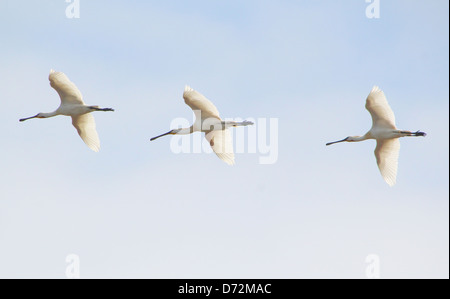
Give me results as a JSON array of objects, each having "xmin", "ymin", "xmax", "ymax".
[{"xmin": 0, "ymin": 1, "xmax": 448, "ymax": 278}]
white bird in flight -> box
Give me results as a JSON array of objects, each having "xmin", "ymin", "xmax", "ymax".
[
  {"xmin": 19, "ymin": 69, "xmax": 114, "ymax": 152},
  {"xmin": 150, "ymin": 86, "xmax": 254, "ymax": 165},
  {"xmin": 326, "ymin": 86, "xmax": 426, "ymax": 186}
]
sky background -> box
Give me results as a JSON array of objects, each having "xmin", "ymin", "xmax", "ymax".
[{"xmin": 0, "ymin": 0, "xmax": 448, "ymax": 278}]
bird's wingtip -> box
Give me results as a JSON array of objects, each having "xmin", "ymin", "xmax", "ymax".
[
  {"xmin": 225, "ymin": 156, "xmax": 236, "ymax": 166},
  {"xmin": 383, "ymin": 177, "xmax": 396, "ymax": 187},
  {"xmin": 226, "ymin": 160, "xmax": 235, "ymax": 166},
  {"xmin": 49, "ymin": 69, "xmax": 56, "ymax": 74},
  {"xmin": 371, "ymin": 85, "xmax": 381, "ymax": 92},
  {"xmin": 184, "ymin": 85, "xmax": 193, "ymax": 92}
]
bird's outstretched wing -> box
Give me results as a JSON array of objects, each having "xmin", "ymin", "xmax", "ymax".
[
  {"xmin": 374, "ymin": 138, "xmax": 400, "ymax": 186},
  {"xmin": 183, "ymin": 85, "xmax": 221, "ymax": 120},
  {"xmin": 71, "ymin": 113, "xmax": 100, "ymax": 152},
  {"xmin": 205, "ymin": 129, "xmax": 235, "ymax": 165},
  {"xmin": 365, "ymin": 86, "xmax": 396, "ymax": 129},
  {"xmin": 49, "ymin": 69, "xmax": 84, "ymax": 105}
]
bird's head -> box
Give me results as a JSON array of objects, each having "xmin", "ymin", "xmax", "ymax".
[
  {"xmin": 171, "ymin": 129, "xmax": 183, "ymax": 134},
  {"xmin": 345, "ymin": 136, "xmax": 362, "ymax": 142}
]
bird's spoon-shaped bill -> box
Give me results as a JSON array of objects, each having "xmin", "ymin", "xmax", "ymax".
[
  {"xmin": 326, "ymin": 137, "xmax": 349, "ymax": 146},
  {"xmin": 150, "ymin": 130, "xmax": 174, "ymax": 141},
  {"xmin": 19, "ymin": 114, "xmax": 39, "ymax": 122}
]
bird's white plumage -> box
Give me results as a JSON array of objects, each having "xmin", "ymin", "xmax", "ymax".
[
  {"xmin": 150, "ymin": 85, "xmax": 253, "ymax": 165},
  {"xmin": 327, "ymin": 85, "xmax": 425, "ymax": 186},
  {"xmin": 49, "ymin": 69, "xmax": 85, "ymax": 105},
  {"xmin": 367, "ymin": 86, "xmax": 399, "ymax": 185},
  {"xmin": 374, "ymin": 138, "xmax": 400, "ymax": 186},
  {"xmin": 205, "ymin": 129, "xmax": 235, "ymax": 165},
  {"xmin": 50, "ymin": 69, "xmax": 100, "ymax": 152},
  {"xmin": 20, "ymin": 69, "xmax": 113, "ymax": 152},
  {"xmin": 185, "ymin": 86, "xmax": 234, "ymax": 164},
  {"xmin": 71, "ymin": 113, "xmax": 100, "ymax": 152},
  {"xmin": 183, "ymin": 85, "xmax": 221, "ymax": 120},
  {"xmin": 365, "ymin": 86, "xmax": 396, "ymax": 129}
]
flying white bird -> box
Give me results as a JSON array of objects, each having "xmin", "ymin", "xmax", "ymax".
[
  {"xmin": 150, "ymin": 86, "xmax": 253, "ymax": 165},
  {"xmin": 326, "ymin": 86, "xmax": 426, "ymax": 186},
  {"xmin": 20, "ymin": 69, "xmax": 114, "ymax": 152}
]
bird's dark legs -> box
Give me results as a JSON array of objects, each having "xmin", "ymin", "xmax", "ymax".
[
  {"xmin": 223, "ymin": 120, "xmax": 254, "ymax": 127},
  {"xmin": 413, "ymin": 131, "xmax": 427, "ymax": 137},
  {"xmin": 89, "ymin": 106, "xmax": 114, "ymax": 112},
  {"xmin": 400, "ymin": 130, "xmax": 427, "ymax": 137}
]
